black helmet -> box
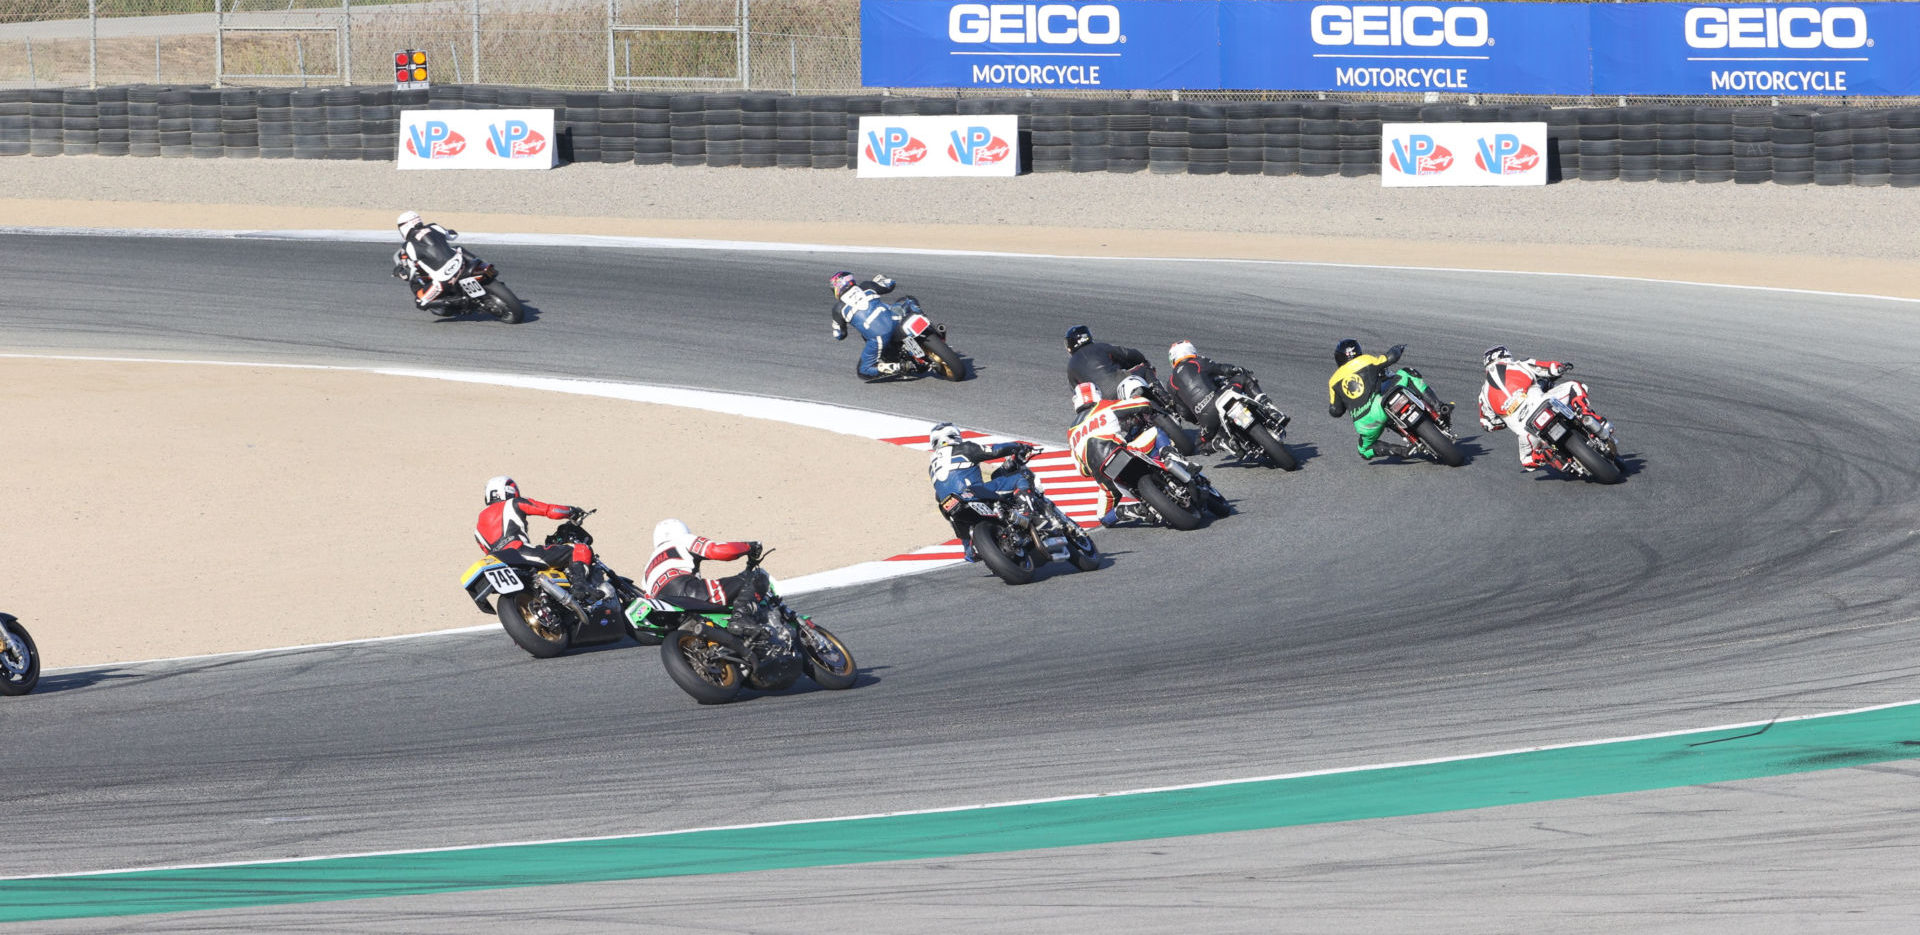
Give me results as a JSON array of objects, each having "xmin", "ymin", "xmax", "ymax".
[
  {"xmin": 1335, "ymin": 338, "xmax": 1362, "ymax": 365},
  {"xmin": 1064, "ymin": 324, "xmax": 1093, "ymax": 353}
]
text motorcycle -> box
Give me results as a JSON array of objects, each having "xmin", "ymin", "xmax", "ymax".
[
  {"xmin": 940, "ymin": 445, "xmax": 1101, "ymax": 585},
  {"xmin": 461, "ymin": 511, "xmax": 650, "ymax": 657},
  {"xmin": 636, "ymin": 550, "xmax": 858, "ymax": 704},
  {"xmin": 1518, "ymin": 382, "xmax": 1626, "ymax": 484},
  {"xmin": 392, "ymin": 243, "xmax": 525, "ymax": 324},
  {"xmin": 0, "ymin": 613, "xmax": 38, "ymax": 696}
]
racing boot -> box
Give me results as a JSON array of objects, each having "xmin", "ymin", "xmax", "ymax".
[
  {"xmin": 876, "ymin": 361, "xmax": 906, "ymax": 377},
  {"xmin": 566, "ymin": 561, "xmax": 600, "ymax": 610},
  {"xmin": 1521, "ymin": 448, "xmax": 1550, "ymax": 473},
  {"xmin": 1374, "ymin": 441, "xmax": 1413, "ymax": 460}
]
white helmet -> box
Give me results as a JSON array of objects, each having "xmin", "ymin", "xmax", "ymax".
[
  {"xmin": 1116, "ymin": 374, "xmax": 1150, "ymax": 400},
  {"xmin": 653, "ymin": 518, "xmax": 690, "ymax": 548},
  {"xmin": 396, "ymin": 210, "xmax": 424, "ymax": 234},
  {"xmin": 1072, "ymin": 382, "xmax": 1101, "ymax": 411},
  {"xmin": 1168, "ymin": 341, "xmax": 1198, "ymax": 367},
  {"xmin": 928, "ymin": 422, "xmax": 963, "ymax": 448},
  {"xmin": 484, "ymin": 475, "xmax": 518, "ymax": 504}
]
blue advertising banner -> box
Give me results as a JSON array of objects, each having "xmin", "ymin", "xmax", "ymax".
[
  {"xmin": 860, "ymin": 1, "xmax": 1222, "ymax": 90},
  {"xmin": 1592, "ymin": 3, "xmax": 1920, "ymax": 96},
  {"xmin": 1218, "ymin": 2, "xmax": 1591, "ymax": 95}
]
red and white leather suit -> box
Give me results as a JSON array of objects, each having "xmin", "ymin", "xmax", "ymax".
[
  {"xmin": 475, "ymin": 496, "xmax": 592, "ymax": 568},
  {"xmin": 643, "ymin": 530, "xmax": 756, "ymax": 606},
  {"xmin": 1477, "ymin": 357, "xmax": 1592, "ymax": 468},
  {"xmin": 1068, "ymin": 396, "xmax": 1164, "ymax": 518}
]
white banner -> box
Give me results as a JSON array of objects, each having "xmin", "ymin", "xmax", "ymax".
[
  {"xmin": 1379, "ymin": 122, "xmax": 1548, "ymax": 187},
  {"xmin": 396, "ymin": 109, "xmax": 557, "ymax": 170},
  {"xmin": 856, "ymin": 115, "xmax": 1021, "ymax": 178}
]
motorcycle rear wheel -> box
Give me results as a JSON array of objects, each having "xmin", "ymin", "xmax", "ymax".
[
  {"xmin": 1135, "ymin": 473, "xmax": 1204, "ymax": 531},
  {"xmin": 662, "ymin": 628, "xmax": 745, "ymax": 704},
  {"xmin": 0, "ymin": 619, "xmax": 39, "ymax": 696},
  {"xmin": 970, "ymin": 521, "xmax": 1036, "ymax": 585},
  {"xmin": 483, "ymin": 281, "xmax": 525, "ymax": 324},
  {"xmin": 1246, "ymin": 424, "xmax": 1299, "ymax": 471},
  {"xmin": 1412, "ymin": 421, "xmax": 1465, "ymax": 467},
  {"xmin": 919, "ymin": 334, "xmax": 965, "ymax": 381},
  {"xmin": 497, "ymin": 591, "xmax": 571, "ymax": 658},
  {"xmin": 801, "ymin": 623, "xmax": 858, "ymax": 690},
  {"xmin": 1151, "ymin": 412, "xmax": 1198, "ymax": 455},
  {"xmin": 1563, "ymin": 434, "xmax": 1624, "ymax": 485}
]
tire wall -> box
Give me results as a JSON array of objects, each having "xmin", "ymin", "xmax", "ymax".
[{"xmin": 5, "ymin": 86, "xmax": 1920, "ymax": 186}]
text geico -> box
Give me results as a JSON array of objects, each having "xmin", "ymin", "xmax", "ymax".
[
  {"xmin": 948, "ymin": 3, "xmax": 1123, "ymax": 44},
  {"xmin": 1310, "ymin": 4, "xmax": 1490, "ymax": 48},
  {"xmin": 1685, "ymin": 6, "xmax": 1869, "ymax": 49}
]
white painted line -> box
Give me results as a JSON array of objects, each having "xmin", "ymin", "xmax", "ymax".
[{"xmin": 2, "ymin": 225, "xmax": 1915, "ymax": 305}]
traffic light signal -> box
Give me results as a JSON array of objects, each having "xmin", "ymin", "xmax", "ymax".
[{"xmin": 394, "ymin": 50, "xmax": 429, "ymax": 89}]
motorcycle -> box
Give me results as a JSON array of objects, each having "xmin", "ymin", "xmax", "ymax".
[
  {"xmin": 392, "ymin": 245, "xmax": 524, "ymax": 324},
  {"xmin": 1093, "ymin": 432, "xmax": 1231, "ymax": 531},
  {"xmin": 460, "ymin": 511, "xmax": 649, "ymax": 658},
  {"xmin": 1109, "ymin": 366, "xmax": 1199, "ymax": 456},
  {"xmin": 878, "ymin": 297, "xmax": 966, "ymax": 381},
  {"xmin": 939, "ymin": 446, "xmax": 1101, "ymax": 585},
  {"xmin": 641, "ymin": 552, "xmax": 858, "ymax": 705},
  {"xmin": 1377, "ymin": 367, "xmax": 1465, "ymax": 467},
  {"xmin": 1519, "ymin": 388, "xmax": 1625, "ymax": 484},
  {"xmin": 1205, "ymin": 376, "xmax": 1298, "ymax": 470},
  {"xmin": 1, "ymin": 613, "xmax": 40, "ymax": 696}
]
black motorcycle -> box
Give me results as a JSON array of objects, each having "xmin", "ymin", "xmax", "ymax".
[
  {"xmin": 939, "ymin": 447, "xmax": 1100, "ymax": 585},
  {"xmin": 1519, "ymin": 389, "xmax": 1625, "ymax": 484},
  {"xmin": 461, "ymin": 511, "xmax": 650, "ymax": 657},
  {"xmin": 1095, "ymin": 438, "xmax": 1230, "ymax": 531},
  {"xmin": 1200, "ymin": 374, "xmax": 1298, "ymax": 470},
  {"xmin": 393, "ymin": 245, "xmax": 524, "ymax": 324},
  {"xmin": 646, "ymin": 552, "xmax": 858, "ymax": 705},
  {"xmin": 1, "ymin": 613, "xmax": 40, "ymax": 696},
  {"xmin": 878, "ymin": 297, "xmax": 966, "ymax": 381},
  {"xmin": 1378, "ymin": 367, "xmax": 1465, "ymax": 467}
]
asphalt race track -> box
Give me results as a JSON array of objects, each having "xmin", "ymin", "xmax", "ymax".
[{"xmin": 3, "ymin": 232, "xmax": 1918, "ymax": 931}]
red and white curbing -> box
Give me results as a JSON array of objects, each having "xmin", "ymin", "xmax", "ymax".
[{"xmin": 875, "ymin": 428, "xmax": 1108, "ymax": 566}]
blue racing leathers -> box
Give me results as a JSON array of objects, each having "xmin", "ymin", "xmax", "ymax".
[
  {"xmin": 930, "ymin": 440, "xmax": 1031, "ymax": 502},
  {"xmin": 831, "ymin": 277, "xmax": 903, "ymax": 379}
]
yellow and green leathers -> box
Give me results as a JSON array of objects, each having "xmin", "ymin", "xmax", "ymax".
[{"xmin": 1328, "ymin": 348, "xmax": 1426, "ymax": 458}]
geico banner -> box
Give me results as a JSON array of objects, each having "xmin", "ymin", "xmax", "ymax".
[
  {"xmin": 396, "ymin": 109, "xmax": 556, "ymax": 170},
  {"xmin": 1593, "ymin": 3, "xmax": 1920, "ymax": 95},
  {"xmin": 856, "ymin": 116, "xmax": 1021, "ymax": 177},
  {"xmin": 1379, "ymin": 123, "xmax": 1547, "ymax": 188},
  {"xmin": 861, "ymin": 2, "xmax": 1220, "ymax": 89}
]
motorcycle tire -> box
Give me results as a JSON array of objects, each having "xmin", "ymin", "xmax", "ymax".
[
  {"xmin": 970, "ymin": 521, "xmax": 1036, "ymax": 585},
  {"xmin": 1151, "ymin": 411, "xmax": 1198, "ymax": 455},
  {"xmin": 1245, "ymin": 424, "xmax": 1299, "ymax": 471},
  {"xmin": 662, "ymin": 627, "xmax": 745, "ymax": 704},
  {"xmin": 482, "ymin": 280, "xmax": 525, "ymax": 324},
  {"xmin": 1563, "ymin": 434, "xmax": 1624, "ymax": 485},
  {"xmin": 496, "ymin": 591, "xmax": 571, "ymax": 658},
  {"xmin": 1134, "ymin": 473, "xmax": 1204, "ymax": 531},
  {"xmin": 801, "ymin": 622, "xmax": 859, "ymax": 690},
  {"xmin": 1412, "ymin": 421, "xmax": 1466, "ymax": 467},
  {"xmin": 919, "ymin": 334, "xmax": 965, "ymax": 381},
  {"xmin": 0, "ymin": 619, "xmax": 39, "ymax": 696},
  {"xmin": 1067, "ymin": 539, "xmax": 1102, "ymax": 571}
]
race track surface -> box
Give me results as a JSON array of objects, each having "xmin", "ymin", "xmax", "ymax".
[{"xmin": 3, "ymin": 233, "xmax": 1918, "ymax": 930}]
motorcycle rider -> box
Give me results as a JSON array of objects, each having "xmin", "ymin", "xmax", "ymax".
[
  {"xmin": 927, "ymin": 421, "xmax": 1038, "ymax": 561},
  {"xmin": 473, "ymin": 475, "xmax": 603, "ymax": 609},
  {"xmin": 1477, "ymin": 345, "xmax": 1594, "ymax": 471},
  {"xmin": 1066, "ymin": 382, "xmax": 1161, "ymax": 527},
  {"xmin": 1064, "ymin": 325, "xmax": 1158, "ymax": 399},
  {"xmin": 642, "ymin": 518, "xmax": 764, "ymax": 612},
  {"xmin": 1327, "ymin": 338, "xmax": 1453, "ymax": 460},
  {"xmin": 1166, "ymin": 340, "xmax": 1268, "ymax": 452},
  {"xmin": 829, "ymin": 271, "xmax": 932, "ymax": 380},
  {"xmin": 391, "ymin": 210, "xmax": 464, "ymax": 315}
]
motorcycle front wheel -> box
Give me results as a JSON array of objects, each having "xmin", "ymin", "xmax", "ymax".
[
  {"xmin": 919, "ymin": 334, "xmax": 965, "ymax": 381},
  {"xmin": 1412, "ymin": 421, "xmax": 1465, "ymax": 467},
  {"xmin": 1134, "ymin": 473, "xmax": 1204, "ymax": 530},
  {"xmin": 483, "ymin": 281, "xmax": 525, "ymax": 324},
  {"xmin": 1563, "ymin": 434, "xmax": 1624, "ymax": 484},
  {"xmin": 1245, "ymin": 424, "xmax": 1299, "ymax": 471},
  {"xmin": 497, "ymin": 591, "xmax": 571, "ymax": 658},
  {"xmin": 801, "ymin": 622, "xmax": 858, "ymax": 690},
  {"xmin": 662, "ymin": 628, "xmax": 745, "ymax": 704},
  {"xmin": 970, "ymin": 521, "xmax": 1036, "ymax": 585},
  {"xmin": 0, "ymin": 619, "xmax": 39, "ymax": 696}
]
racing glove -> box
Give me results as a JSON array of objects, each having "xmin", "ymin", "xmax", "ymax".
[
  {"xmin": 872, "ymin": 275, "xmax": 895, "ymax": 289},
  {"xmin": 567, "ymin": 507, "xmax": 590, "ymax": 522},
  {"xmin": 747, "ymin": 541, "xmax": 764, "ymax": 564},
  {"xmin": 832, "ymin": 322, "xmax": 846, "ymax": 340},
  {"xmin": 1479, "ymin": 415, "xmax": 1500, "ymax": 432}
]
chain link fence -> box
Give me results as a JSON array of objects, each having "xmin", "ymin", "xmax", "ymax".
[{"xmin": 2, "ymin": 1, "xmax": 1918, "ymax": 106}]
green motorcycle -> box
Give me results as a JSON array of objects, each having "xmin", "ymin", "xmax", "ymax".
[{"xmin": 633, "ymin": 555, "xmax": 858, "ymax": 705}]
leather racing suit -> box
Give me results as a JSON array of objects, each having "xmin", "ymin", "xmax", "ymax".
[
  {"xmin": 1478, "ymin": 356, "xmax": 1593, "ymax": 469},
  {"xmin": 643, "ymin": 529, "xmax": 760, "ymax": 610},
  {"xmin": 392, "ymin": 221, "xmax": 464, "ymax": 312}
]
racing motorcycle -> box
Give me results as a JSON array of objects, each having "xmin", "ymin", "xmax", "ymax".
[
  {"xmin": 1378, "ymin": 367, "xmax": 1464, "ymax": 467},
  {"xmin": 878, "ymin": 297, "xmax": 966, "ymax": 381},
  {"xmin": 641, "ymin": 551, "xmax": 858, "ymax": 704},
  {"xmin": 392, "ymin": 245, "xmax": 524, "ymax": 324},
  {"xmin": 1093, "ymin": 434, "xmax": 1230, "ymax": 531},
  {"xmin": 460, "ymin": 511, "xmax": 647, "ymax": 658},
  {"xmin": 1519, "ymin": 389, "xmax": 1625, "ymax": 484},
  {"xmin": 939, "ymin": 446, "xmax": 1100, "ymax": 585},
  {"xmin": 1111, "ymin": 368, "xmax": 1199, "ymax": 456},
  {"xmin": 1204, "ymin": 376, "xmax": 1298, "ymax": 470},
  {"xmin": 0, "ymin": 613, "xmax": 39, "ymax": 696}
]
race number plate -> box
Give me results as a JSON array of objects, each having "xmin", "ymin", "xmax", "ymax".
[
  {"xmin": 483, "ymin": 566, "xmax": 524, "ymax": 594},
  {"xmin": 459, "ymin": 276, "xmax": 486, "ymax": 298}
]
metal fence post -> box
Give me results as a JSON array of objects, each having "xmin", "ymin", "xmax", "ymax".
[
  {"xmin": 606, "ymin": 0, "xmax": 615, "ymax": 91},
  {"xmin": 88, "ymin": 0, "xmax": 97, "ymax": 89},
  {"xmin": 739, "ymin": 0, "xmax": 751, "ymax": 89},
  {"xmin": 472, "ymin": 0, "xmax": 482, "ymax": 85},
  {"xmin": 25, "ymin": 37, "xmax": 33, "ymax": 89},
  {"xmin": 214, "ymin": 0, "xmax": 223, "ymax": 88},
  {"xmin": 341, "ymin": 0, "xmax": 353, "ymax": 85}
]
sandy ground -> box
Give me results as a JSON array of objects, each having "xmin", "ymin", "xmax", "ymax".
[
  {"xmin": 3, "ymin": 155, "xmax": 1912, "ymax": 666},
  {"xmin": 3, "ymin": 358, "xmax": 947, "ymax": 666}
]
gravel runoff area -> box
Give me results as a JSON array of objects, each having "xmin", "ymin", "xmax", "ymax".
[{"xmin": 2, "ymin": 157, "xmax": 1918, "ymax": 297}]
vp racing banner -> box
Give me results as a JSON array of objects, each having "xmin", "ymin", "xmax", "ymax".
[
  {"xmin": 1592, "ymin": 3, "xmax": 1920, "ymax": 96},
  {"xmin": 860, "ymin": 2, "xmax": 1920, "ymax": 96}
]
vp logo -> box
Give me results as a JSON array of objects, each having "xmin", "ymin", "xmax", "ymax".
[
  {"xmin": 404, "ymin": 121, "xmax": 466, "ymax": 158},
  {"xmin": 485, "ymin": 120, "xmax": 548, "ymax": 158},
  {"xmin": 864, "ymin": 126, "xmax": 928, "ymax": 166},
  {"xmin": 1473, "ymin": 133, "xmax": 1540, "ymax": 174},
  {"xmin": 1388, "ymin": 134, "xmax": 1453, "ymax": 174},
  {"xmin": 947, "ymin": 126, "xmax": 1010, "ymax": 165}
]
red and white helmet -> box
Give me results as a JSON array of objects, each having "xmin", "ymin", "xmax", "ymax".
[
  {"xmin": 1072, "ymin": 382, "xmax": 1101, "ymax": 411},
  {"xmin": 484, "ymin": 475, "xmax": 519, "ymax": 504},
  {"xmin": 396, "ymin": 210, "xmax": 424, "ymax": 235},
  {"xmin": 1168, "ymin": 340, "xmax": 1198, "ymax": 367}
]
